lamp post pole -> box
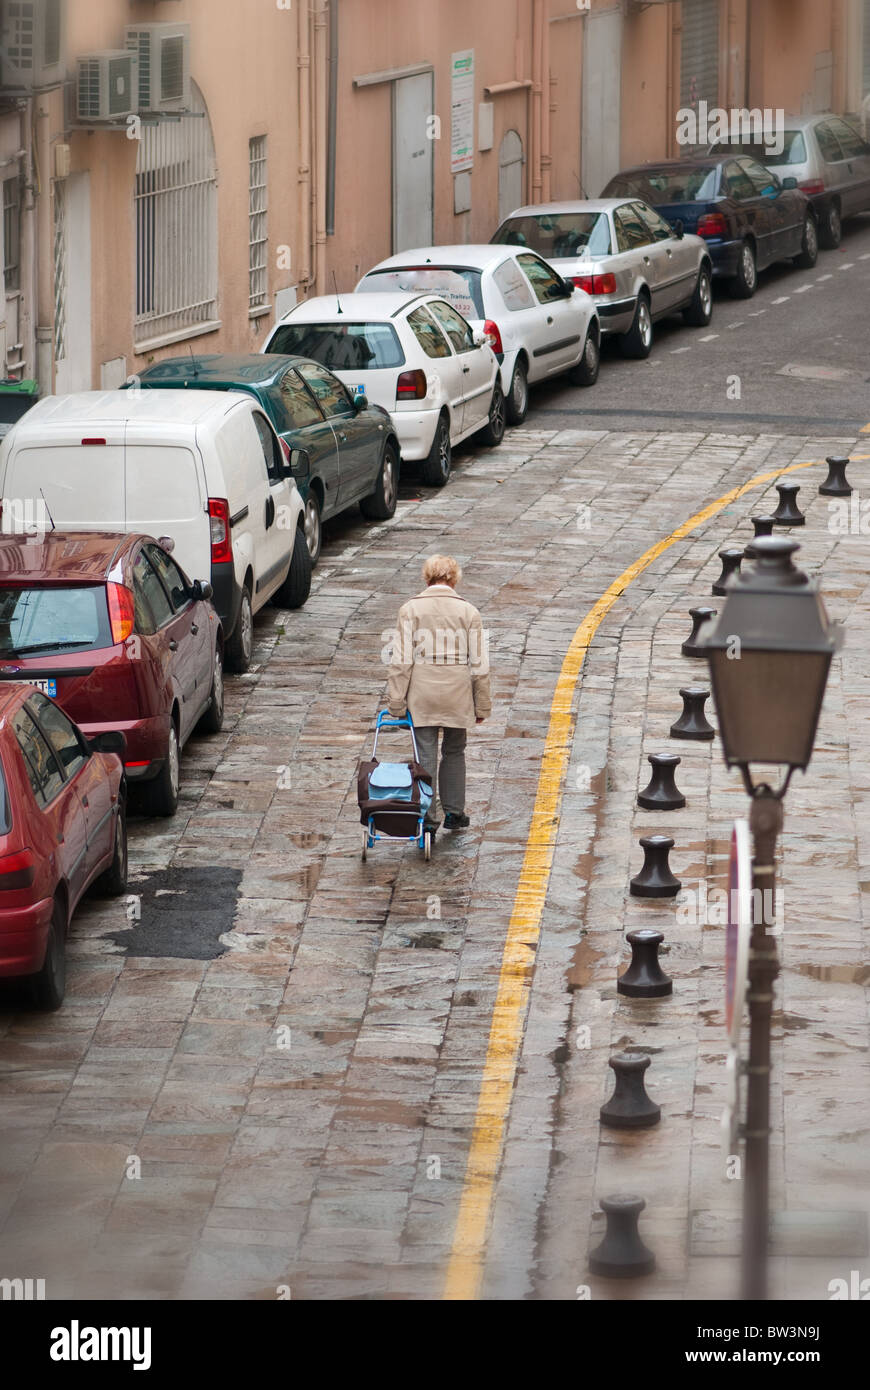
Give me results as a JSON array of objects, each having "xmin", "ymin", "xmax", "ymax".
[{"xmin": 742, "ymin": 788, "xmax": 782, "ymax": 1302}]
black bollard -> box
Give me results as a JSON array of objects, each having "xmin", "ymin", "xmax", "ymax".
[
  {"xmin": 751, "ymin": 514, "xmax": 775, "ymax": 538},
  {"xmin": 819, "ymin": 456, "xmax": 852, "ymax": 497},
  {"xmin": 682, "ymin": 606, "xmax": 717, "ymax": 657},
  {"xmin": 637, "ymin": 753, "xmax": 685, "ymax": 811},
  {"xmin": 670, "ymin": 687, "xmax": 715, "ymax": 741},
  {"xmin": 617, "ymin": 928, "xmax": 673, "ymax": 998},
  {"xmin": 630, "ymin": 835, "xmax": 681, "ymax": 898},
  {"xmin": 772, "ymin": 481, "xmax": 805, "ymax": 527},
  {"xmin": 600, "ymin": 1052, "xmax": 661, "ymax": 1129},
  {"xmin": 589, "ymin": 1194, "xmax": 656, "ymax": 1277},
  {"xmin": 712, "ymin": 548, "xmax": 743, "ymax": 596}
]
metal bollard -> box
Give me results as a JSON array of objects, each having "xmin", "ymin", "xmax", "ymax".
[
  {"xmin": 670, "ymin": 687, "xmax": 715, "ymax": 741},
  {"xmin": 618, "ymin": 928, "xmax": 673, "ymax": 998},
  {"xmin": 712, "ymin": 548, "xmax": 743, "ymax": 596},
  {"xmin": 637, "ymin": 753, "xmax": 685, "ymax": 810},
  {"xmin": 600, "ymin": 1052, "xmax": 661, "ymax": 1129},
  {"xmin": 751, "ymin": 514, "xmax": 776, "ymax": 538},
  {"xmin": 682, "ymin": 606, "xmax": 717, "ymax": 657},
  {"xmin": 819, "ymin": 455, "xmax": 852, "ymax": 497},
  {"xmin": 772, "ymin": 481, "xmax": 805, "ymax": 527},
  {"xmin": 630, "ymin": 835, "xmax": 681, "ymax": 898},
  {"xmin": 589, "ymin": 1194, "xmax": 656, "ymax": 1277}
]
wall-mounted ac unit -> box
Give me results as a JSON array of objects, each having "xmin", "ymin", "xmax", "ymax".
[
  {"xmin": 0, "ymin": 0, "xmax": 66, "ymax": 90},
  {"xmin": 77, "ymin": 51, "xmax": 139, "ymax": 123},
  {"xmin": 125, "ymin": 23, "xmax": 191, "ymax": 114}
]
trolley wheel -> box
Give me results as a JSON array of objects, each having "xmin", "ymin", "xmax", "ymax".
[
  {"xmin": 424, "ymin": 831, "xmax": 431, "ymax": 862},
  {"xmin": 362, "ymin": 828, "xmax": 369, "ymax": 862}
]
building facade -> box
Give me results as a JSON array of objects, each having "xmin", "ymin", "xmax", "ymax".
[{"xmin": 1, "ymin": 0, "xmax": 868, "ymax": 397}]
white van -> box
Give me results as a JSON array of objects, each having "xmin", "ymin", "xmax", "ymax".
[{"xmin": 0, "ymin": 390, "xmax": 311, "ymax": 673}]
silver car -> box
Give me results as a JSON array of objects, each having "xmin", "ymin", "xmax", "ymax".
[
  {"xmin": 491, "ymin": 199, "xmax": 713, "ymax": 359},
  {"xmin": 708, "ymin": 113, "xmax": 870, "ymax": 249}
]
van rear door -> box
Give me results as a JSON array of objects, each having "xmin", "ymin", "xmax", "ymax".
[
  {"xmin": 4, "ymin": 432, "xmax": 126, "ymax": 530},
  {"xmin": 124, "ymin": 444, "xmax": 209, "ymax": 585}
]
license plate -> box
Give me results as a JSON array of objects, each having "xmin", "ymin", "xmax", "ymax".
[{"xmin": 24, "ymin": 678, "xmax": 57, "ymax": 698}]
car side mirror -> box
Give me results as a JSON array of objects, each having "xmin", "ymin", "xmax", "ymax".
[
  {"xmin": 91, "ymin": 730, "xmax": 126, "ymax": 758},
  {"xmin": 353, "ymin": 393, "xmax": 369, "ymax": 414},
  {"xmin": 781, "ymin": 176, "xmax": 798, "ymax": 189},
  {"xmin": 472, "ymin": 329, "xmax": 487, "ymax": 347},
  {"xmin": 674, "ymin": 219, "xmax": 685, "ymax": 239},
  {"xmin": 193, "ymin": 580, "xmax": 214, "ymax": 602},
  {"xmin": 157, "ymin": 535, "xmax": 176, "ymax": 554},
  {"xmin": 285, "ymin": 447, "xmax": 310, "ymax": 478}
]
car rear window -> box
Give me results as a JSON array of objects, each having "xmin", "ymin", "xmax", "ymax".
[
  {"xmin": 0, "ymin": 585, "xmax": 112, "ymax": 658},
  {"xmin": 359, "ymin": 267, "xmax": 485, "ymax": 319},
  {"xmin": 492, "ymin": 212, "xmax": 613, "ymax": 259},
  {"xmin": 709, "ymin": 131, "xmax": 807, "ymax": 166},
  {"xmin": 268, "ymin": 322, "xmax": 404, "ymax": 370},
  {"xmin": 606, "ymin": 168, "xmax": 720, "ymax": 202}
]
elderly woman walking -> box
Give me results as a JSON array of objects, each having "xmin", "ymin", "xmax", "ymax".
[{"xmin": 387, "ymin": 555, "xmax": 491, "ymax": 831}]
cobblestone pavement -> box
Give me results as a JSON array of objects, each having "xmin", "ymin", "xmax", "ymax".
[{"xmin": 0, "ymin": 424, "xmax": 867, "ymax": 1301}]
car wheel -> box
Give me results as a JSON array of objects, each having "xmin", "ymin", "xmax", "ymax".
[
  {"xmin": 793, "ymin": 214, "xmax": 819, "ymax": 269},
  {"xmin": 273, "ymin": 524, "xmax": 312, "ymax": 610},
  {"xmin": 819, "ymin": 201, "xmax": 842, "ymax": 250},
  {"xmin": 506, "ymin": 359, "xmax": 529, "ymax": 424},
  {"xmin": 568, "ymin": 326, "xmax": 600, "ymax": 385},
  {"xmin": 30, "ymin": 899, "xmax": 67, "ymax": 1011},
  {"xmin": 618, "ymin": 293, "xmax": 653, "ymax": 359},
  {"xmin": 360, "ymin": 441, "xmax": 399, "ymax": 520},
  {"xmin": 140, "ymin": 719, "xmax": 180, "ymax": 818},
  {"xmin": 302, "ymin": 492, "xmax": 322, "ymax": 565},
  {"xmin": 420, "ymin": 412, "xmax": 452, "ymax": 487},
  {"xmin": 225, "ymin": 582, "xmax": 254, "ymax": 674},
  {"xmin": 729, "ymin": 240, "xmax": 757, "ymax": 298},
  {"xmin": 479, "ymin": 379, "xmax": 506, "ymax": 446},
  {"xmin": 683, "ymin": 265, "xmax": 714, "ymax": 326},
  {"xmin": 94, "ymin": 798, "xmax": 129, "ymax": 898},
  {"xmin": 198, "ymin": 645, "xmax": 225, "ymax": 735}
]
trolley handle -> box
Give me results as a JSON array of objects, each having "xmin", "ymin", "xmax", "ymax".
[{"xmin": 372, "ymin": 708, "xmax": 420, "ymax": 762}]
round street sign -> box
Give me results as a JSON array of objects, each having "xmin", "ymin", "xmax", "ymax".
[{"xmin": 726, "ymin": 818, "xmax": 752, "ymax": 1046}]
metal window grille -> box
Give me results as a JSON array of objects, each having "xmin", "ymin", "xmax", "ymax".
[
  {"xmin": 53, "ymin": 180, "xmax": 66, "ymax": 362},
  {"xmin": 3, "ymin": 177, "xmax": 21, "ymax": 292},
  {"xmin": 249, "ymin": 135, "xmax": 268, "ymax": 310},
  {"xmin": 134, "ymin": 83, "xmax": 218, "ymax": 345},
  {"xmin": 864, "ymin": 0, "xmax": 870, "ymax": 96}
]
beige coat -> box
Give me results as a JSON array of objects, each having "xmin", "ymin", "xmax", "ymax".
[{"xmin": 386, "ymin": 585, "xmax": 492, "ymax": 730}]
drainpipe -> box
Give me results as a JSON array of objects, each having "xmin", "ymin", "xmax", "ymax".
[
  {"xmin": 313, "ymin": 0, "xmax": 328, "ymax": 295},
  {"xmin": 831, "ymin": 0, "xmax": 844, "ymax": 115},
  {"xmin": 531, "ymin": 0, "xmax": 543, "ymax": 203},
  {"xmin": 297, "ymin": 0, "xmax": 312, "ymax": 294},
  {"xmin": 326, "ymin": 0, "xmax": 338, "ymax": 238},
  {"xmin": 34, "ymin": 101, "xmax": 52, "ymax": 391},
  {"xmin": 541, "ymin": 0, "xmax": 551, "ymax": 202},
  {"xmin": 18, "ymin": 98, "xmax": 36, "ymax": 379}
]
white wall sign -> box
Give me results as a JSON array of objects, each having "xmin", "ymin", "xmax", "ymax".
[{"xmin": 451, "ymin": 50, "xmax": 474, "ymax": 174}]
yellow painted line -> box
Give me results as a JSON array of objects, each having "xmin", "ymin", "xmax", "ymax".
[
  {"xmin": 444, "ymin": 450, "xmax": 870, "ymax": 1301},
  {"xmin": 861, "ymin": 423, "xmax": 870, "ymax": 434}
]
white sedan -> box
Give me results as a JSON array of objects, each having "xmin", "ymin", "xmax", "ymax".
[
  {"xmin": 263, "ymin": 291, "xmax": 504, "ymax": 487},
  {"xmin": 354, "ymin": 243, "xmax": 600, "ymax": 424}
]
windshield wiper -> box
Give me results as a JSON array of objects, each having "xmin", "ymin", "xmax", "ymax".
[{"xmin": 6, "ymin": 640, "xmax": 91, "ymax": 656}]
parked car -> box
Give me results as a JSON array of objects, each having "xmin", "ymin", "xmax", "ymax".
[
  {"xmin": 0, "ymin": 682, "xmax": 127, "ymax": 1010},
  {"xmin": 601, "ymin": 157, "xmax": 818, "ymax": 298},
  {"xmin": 131, "ymin": 354, "xmax": 399, "ymax": 567},
  {"xmin": 0, "ymin": 531, "xmax": 224, "ymax": 818},
  {"xmin": 491, "ymin": 199, "xmax": 713, "ymax": 358},
  {"xmin": 707, "ymin": 113, "xmax": 870, "ymax": 249},
  {"xmin": 353, "ymin": 244, "xmax": 600, "ymax": 424},
  {"xmin": 263, "ymin": 292, "xmax": 504, "ymax": 487},
  {"xmin": 0, "ymin": 390, "xmax": 310, "ymax": 674}
]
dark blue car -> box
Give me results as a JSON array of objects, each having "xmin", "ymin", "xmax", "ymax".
[{"xmin": 602, "ymin": 156, "xmax": 818, "ymax": 299}]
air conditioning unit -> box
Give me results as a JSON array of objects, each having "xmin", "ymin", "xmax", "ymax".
[
  {"xmin": 77, "ymin": 51, "xmax": 139, "ymax": 123},
  {"xmin": 0, "ymin": 0, "xmax": 66, "ymax": 90},
  {"xmin": 125, "ymin": 23, "xmax": 191, "ymax": 114}
]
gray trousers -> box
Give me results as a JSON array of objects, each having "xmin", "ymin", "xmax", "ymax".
[{"xmin": 414, "ymin": 726, "xmax": 467, "ymax": 819}]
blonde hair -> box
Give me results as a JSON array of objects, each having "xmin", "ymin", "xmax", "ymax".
[{"xmin": 422, "ymin": 554, "xmax": 462, "ymax": 588}]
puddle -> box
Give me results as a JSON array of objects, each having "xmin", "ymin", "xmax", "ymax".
[
  {"xmin": 794, "ymin": 962, "xmax": 870, "ymax": 985},
  {"xmin": 567, "ymin": 935, "xmax": 604, "ymax": 992},
  {"xmin": 288, "ymin": 831, "xmax": 325, "ymax": 850}
]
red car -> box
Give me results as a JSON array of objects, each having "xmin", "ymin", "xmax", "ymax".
[
  {"xmin": 0, "ymin": 532, "xmax": 224, "ymax": 816},
  {"xmin": 0, "ymin": 682, "xmax": 127, "ymax": 1010}
]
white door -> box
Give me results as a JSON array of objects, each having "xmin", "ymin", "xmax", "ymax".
[
  {"xmin": 393, "ymin": 73, "xmax": 434, "ymax": 252},
  {"xmin": 498, "ymin": 130, "xmax": 524, "ymax": 223},
  {"xmin": 582, "ymin": 7, "xmax": 622, "ymax": 198},
  {"xmin": 55, "ymin": 173, "xmax": 92, "ymax": 394}
]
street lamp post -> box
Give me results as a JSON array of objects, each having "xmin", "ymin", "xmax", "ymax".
[{"xmin": 699, "ymin": 536, "xmax": 842, "ymax": 1301}]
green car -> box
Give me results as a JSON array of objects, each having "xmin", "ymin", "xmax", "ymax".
[{"xmin": 131, "ymin": 353, "xmax": 400, "ymax": 565}]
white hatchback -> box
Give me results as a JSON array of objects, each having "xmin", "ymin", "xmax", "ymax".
[
  {"xmin": 263, "ymin": 292, "xmax": 504, "ymax": 487},
  {"xmin": 354, "ymin": 244, "xmax": 600, "ymax": 425}
]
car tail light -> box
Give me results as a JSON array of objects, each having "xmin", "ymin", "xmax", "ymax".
[
  {"xmin": 396, "ymin": 369, "xmax": 428, "ymax": 401},
  {"xmin": 107, "ymin": 583, "xmax": 135, "ymax": 645},
  {"xmin": 208, "ymin": 498, "xmax": 232, "ymax": 564},
  {"xmin": 0, "ymin": 848, "xmax": 35, "ymax": 891},
  {"xmin": 697, "ymin": 213, "xmax": 728, "ymax": 238},
  {"xmin": 571, "ymin": 273, "xmax": 616, "ymax": 295},
  {"xmin": 798, "ymin": 179, "xmax": 826, "ymax": 195},
  {"xmin": 483, "ymin": 319, "xmax": 503, "ymax": 353}
]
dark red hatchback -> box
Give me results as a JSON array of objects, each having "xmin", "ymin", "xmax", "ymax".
[
  {"xmin": 0, "ymin": 682, "xmax": 127, "ymax": 1010},
  {"xmin": 0, "ymin": 532, "xmax": 224, "ymax": 816}
]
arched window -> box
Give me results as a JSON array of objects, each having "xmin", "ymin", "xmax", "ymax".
[
  {"xmin": 498, "ymin": 130, "xmax": 524, "ymax": 224},
  {"xmin": 134, "ymin": 82, "xmax": 218, "ymax": 347}
]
